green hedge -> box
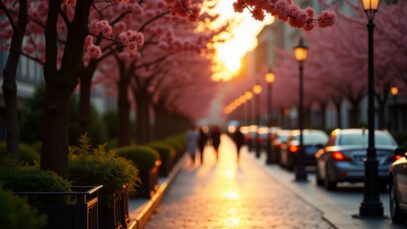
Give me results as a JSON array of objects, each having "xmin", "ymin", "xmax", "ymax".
[
  {"xmin": 68, "ymin": 135, "xmax": 140, "ymax": 206},
  {"xmin": 163, "ymin": 135, "xmax": 185, "ymax": 152},
  {"xmin": 0, "ymin": 142, "xmax": 40, "ymax": 166},
  {"xmin": 146, "ymin": 142, "xmax": 176, "ymax": 161},
  {"xmin": 0, "ymin": 165, "xmax": 71, "ymax": 204},
  {"xmin": 116, "ymin": 146, "xmax": 160, "ymax": 171},
  {"xmin": 0, "ymin": 187, "xmax": 46, "ymax": 229}
]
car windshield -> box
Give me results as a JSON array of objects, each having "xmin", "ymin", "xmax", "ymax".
[
  {"xmin": 294, "ymin": 132, "xmax": 328, "ymax": 144},
  {"xmin": 338, "ymin": 132, "xmax": 395, "ymax": 146}
]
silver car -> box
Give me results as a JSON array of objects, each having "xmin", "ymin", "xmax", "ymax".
[{"xmin": 315, "ymin": 129, "xmax": 398, "ymax": 190}]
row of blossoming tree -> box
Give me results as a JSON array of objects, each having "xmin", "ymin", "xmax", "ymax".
[
  {"xmin": 224, "ymin": 0, "xmax": 405, "ymax": 130},
  {"xmin": 1, "ymin": 0, "xmax": 336, "ymax": 177}
]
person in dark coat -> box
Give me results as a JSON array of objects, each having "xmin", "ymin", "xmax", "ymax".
[
  {"xmin": 210, "ymin": 125, "xmax": 221, "ymax": 161},
  {"xmin": 198, "ymin": 127, "xmax": 207, "ymax": 165},
  {"xmin": 232, "ymin": 126, "xmax": 245, "ymax": 163}
]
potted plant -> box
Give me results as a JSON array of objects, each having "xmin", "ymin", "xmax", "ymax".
[
  {"xmin": 0, "ymin": 161, "xmax": 101, "ymax": 229},
  {"xmin": 116, "ymin": 146, "xmax": 161, "ymax": 198},
  {"xmin": 147, "ymin": 142, "xmax": 176, "ymax": 177},
  {"xmin": 69, "ymin": 135, "xmax": 140, "ymax": 229}
]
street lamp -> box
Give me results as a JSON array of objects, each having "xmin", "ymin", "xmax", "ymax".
[
  {"xmin": 265, "ymin": 69, "xmax": 276, "ymax": 164},
  {"xmin": 294, "ymin": 37, "xmax": 308, "ymax": 182},
  {"xmin": 253, "ymin": 83, "xmax": 262, "ymax": 158},
  {"xmin": 245, "ymin": 90, "xmax": 254, "ymax": 151},
  {"xmin": 359, "ymin": 0, "xmax": 383, "ymax": 218},
  {"xmin": 391, "ymin": 86, "xmax": 399, "ymax": 132}
]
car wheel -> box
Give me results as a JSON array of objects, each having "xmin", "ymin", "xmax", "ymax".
[
  {"xmin": 316, "ymin": 165, "xmax": 324, "ymax": 186},
  {"xmin": 390, "ymin": 183, "xmax": 406, "ymax": 224},
  {"xmin": 324, "ymin": 166, "xmax": 337, "ymax": 191}
]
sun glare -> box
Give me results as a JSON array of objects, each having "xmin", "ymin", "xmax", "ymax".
[{"xmin": 211, "ymin": 0, "xmax": 274, "ymax": 81}]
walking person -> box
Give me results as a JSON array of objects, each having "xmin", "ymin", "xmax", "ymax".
[
  {"xmin": 186, "ymin": 125, "xmax": 199, "ymax": 165},
  {"xmin": 232, "ymin": 126, "xmax": 245, "ymax": 163},
  {"xmin": 210, "ymin": 125, "xmax": 222, "ymax": 161},
  {"xmin": 198, "ymin": 127, "xmax": 208, "ymax": 165}
]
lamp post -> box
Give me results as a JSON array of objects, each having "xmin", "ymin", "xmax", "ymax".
[
  {"xmin": 253, "ymin": 83, "xmax": 262, "ymax": 158},
  {"xmin": 391, "ymin": 86, "xmax": 399, "ymax": 132},
  {"xmin": 245, "ymin": 91, "xmax": 253, "ymax": 151},
  {"xmin": 294, "ymin": 37, "xmax": 308, "ymax": 182},
  {"xmin": 265, "ymin": 69, "xmax": 276, "ymax": 164},
  {"xmin": 359, "ymin": 0, "xmax": 383, "ymax": 217}
]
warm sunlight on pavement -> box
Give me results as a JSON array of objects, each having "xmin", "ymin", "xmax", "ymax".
[{"xmin": 145, "ymin": 135, "xmax": 333, "ymax": 228}]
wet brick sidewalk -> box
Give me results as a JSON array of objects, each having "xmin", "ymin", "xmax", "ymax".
[{"xmin": 145, "ymin": 135, "xmax": 334, "ymax": 229}]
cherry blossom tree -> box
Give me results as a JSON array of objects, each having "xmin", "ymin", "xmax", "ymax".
[
  {"xmin": 232, "ymin": 0, "xmax": 336, "ymax": 29},
  {"xmin": 0, "ymin": 0, "xmax": 27, "ymax": 158}
]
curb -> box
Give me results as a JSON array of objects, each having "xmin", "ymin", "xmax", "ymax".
[{"xmin": 130, "ymin": 155, "xmax": 186, "ymax": 229}]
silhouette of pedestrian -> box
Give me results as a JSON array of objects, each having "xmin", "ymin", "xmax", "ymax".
[
  {"xmin": 186, "ymin": 125, "xmax": 199, "ymax": 165},
  {"xmin": 198, "ymin": 127, "xmax": 208, "ymax": 165},
  {"xmin": 232, "ymin": 126, "xmax": 245, "ymax": 163},
  {"xmin": 210, "ymin": 125, "xmax": 221, "ymax": 161}
]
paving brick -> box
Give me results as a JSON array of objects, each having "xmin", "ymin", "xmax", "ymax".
[{"xmin": 145, "ymin": 136, "xmax": 333, "ymax": 229}]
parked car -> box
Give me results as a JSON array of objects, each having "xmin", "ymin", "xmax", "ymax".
[
  {"xmin": 280, "ymin": 129, "xmax": 328, "ymax": 170},
  {"xmin": 389, "ymin": 147, "xmax": 407, "ymax": 224},
  {"xmin": 315, "ymin": 129, "xmax": 398, "ymax": 190},
  {"xmin": 272, "ymin": 130, "xmax": 291, "ymax": 164}
]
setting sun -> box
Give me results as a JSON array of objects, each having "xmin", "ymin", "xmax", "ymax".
[{"xmin": 211, "ymin": 0, "xmax": 274, "ymax": 81}]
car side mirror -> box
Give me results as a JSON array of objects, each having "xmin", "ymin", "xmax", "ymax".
[{"xmin": 394, "ymin": 148, "xmax": 407, "ymax": 158}]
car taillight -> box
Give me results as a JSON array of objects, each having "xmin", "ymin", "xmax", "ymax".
[
  {"xmin": 332, "ymin": 151, "xmax": 352, "ymax": 162},
  {"xmin": 289, "ymin": 145, "xmax": 299, "ymax": 153},
  {"xmin": 387, "ymin": 155, "xmax": 403, "ymax": 162}
]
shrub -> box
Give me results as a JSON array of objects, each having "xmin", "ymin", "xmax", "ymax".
[
  {"xmin": 163, "ymin": 135, "xmax": 185, "ymax": 152},
  {"xmin": 69, "ymin": 135, "xmax": 140, "ymax": 206},
  {"xmin": 0, "ymin": 165, "xmax": 71, "ymax": 204},
  {"xmin": 0, "ymin": 187, "xmax": 46, "ymax": 229},
  {"xmin": 31, "ymin": 142, "xmax": 42, "ymax": 155},
  {"xmin": 116, "ymin": 146, "xmax": 160, "ymax": 171},
  {"xmin": 147, "ymin": 142, "xmax": 176, "ymax": 161},
  {"xmin": 0, "ymin": 142, "xmax": 40, "ymax": 166}
]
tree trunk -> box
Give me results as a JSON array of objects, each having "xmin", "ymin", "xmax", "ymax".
[
  {"xmin": 349, "ymin": 100, "xmax": 361, "ymax": 128},
  {"xmin": 1, "ymin": 0, "xmax": 28, "ymax": 159},
  {"xmin": 41, "ymin": 81, "xmax": 70, "ymax": 177},
  {"xmin": 333, "ymin": 97, "xmax": 342, "ymax": 128},
  {"xmin": 136, "ymin": 95, "xmax": 150, "ymax": 144},
  {"xmin": 79, "ymin": 62, "xmax": 97, "ymax": 136},
  {"xmin": 117, "ymin": 78, "xmax": 131, "ymax": 147},
  {"xmin": 79, "ymin": 72, "xmax": 92, "ymax": 136},
  {"xmin": 320, "ymin": 102, "xmax": 327, "ymax": 131},
  {"xmin": 40, "ymin": 0, "xmax": 91, "ymax": 177},
  {"xmin": 153, "ymin": 104, "xmax": 166, "ymax": 140}
]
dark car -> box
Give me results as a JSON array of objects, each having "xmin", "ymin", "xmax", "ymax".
[
  {"xmin": 272, "ymin": 130, "xmax": 291, "ymax": 164},
  {"xmin": 280, "ymin": 129, "xmax": 328, "ymax": 171},
  {"xmin": 315, "ymin": 129, "xmax": 398, "ymax": 190},
  {"xmin": 389, "ymin": 148, "xmax": 407, "ymax": 224}
]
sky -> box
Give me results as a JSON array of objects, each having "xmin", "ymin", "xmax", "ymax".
[{"xmin": 210, "ymin": 0, "xmax": 274, "ymax": 82}]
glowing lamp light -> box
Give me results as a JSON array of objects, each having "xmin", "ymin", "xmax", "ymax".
[
  {"xmin": 245, "ymin": 91, "xmax": 253, "ymax": 100},
  {"xmin": 361, "ymin": 0, "xmax": 380, "ymax": 20},
  {"xmin": 294, "ymin": 37, "xmax": 308, "ymax": 63},
  {"xmin": 253, "ymin": 83, "xmax": 262, "ymax": 94},
  {"xmin": 391, "ymin": 86, "xmax": 399, "ymax": 96},
  {"xmin": 265, "ymin": 71, "xmax": 275, "ymax": 84}
]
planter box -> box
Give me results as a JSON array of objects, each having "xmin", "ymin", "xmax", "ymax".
[
  {"xmin": 136, "ymin": 161, "xmax": 161, "ymax": 198},
  {"xmin": 99, "ymin": 193, "xmax": 131, "ymax": 229},
  {"xmin": 159, "ymin": 155, "xmax": 174, "ymax": 177},
  {"xmin": 16, "ymin": 185, "xmax": 102, "ymax": 229}
]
